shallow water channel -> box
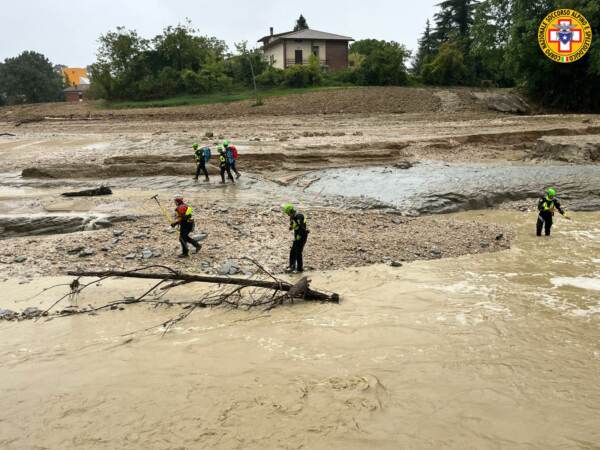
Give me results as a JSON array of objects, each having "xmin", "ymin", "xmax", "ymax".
[
  {"xmin": 0, "ymin": 210, "xmax": 598, "ymax": 449},
  {"xmin": 302, "ymin": 161, "xmax": 600, "ymax": 213}
]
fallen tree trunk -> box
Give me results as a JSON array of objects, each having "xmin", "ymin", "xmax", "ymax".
[
  {"xmin": 67, "ymin": 269, "xmax": 340, "ymax": 303},
  {"xmin": 61, "ymin": 186, "xmax": 113, "ymax": 197}
]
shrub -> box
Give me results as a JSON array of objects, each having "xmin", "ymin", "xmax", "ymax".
[
  {"xmin": 422, "ymin": 43, "xmax": 469, "ymax": 86},
  {"xmin": 255, "ymin": 67, "xmax": 284, "ymax": 87}
]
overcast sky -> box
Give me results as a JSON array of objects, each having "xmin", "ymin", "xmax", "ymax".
[{"xmin": 1, "ymin": 0, "xmax": 438, "ymax": 67}]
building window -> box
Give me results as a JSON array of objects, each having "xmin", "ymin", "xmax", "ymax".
[
  {"xmin": 269, "ymin": 55, "xmax": 275, "ymax": 65},
  {"xmin": 312, "ymin": 46, "xmax": 319, "ymax": 57}
]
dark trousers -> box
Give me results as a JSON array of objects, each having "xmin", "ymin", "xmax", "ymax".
[
  {"xmin": 220, "ymin": 164, "xmax": 234, "ymax": 183},
  {"xmin": 536, "ymin": 211, "xmax": 553, "ymax": 236},
  {"xmin": 195, "ymin": 161, "xmax": 209, "ymax": 180},
  {"xmin": 289, "ymin": 236, "xmax": 307, "ymax": 271},
  {"xmin": 179, "ymin": 221, "xmax": 199, "ymax": 255},
  {"xmin": 230, "ymin": 160, "xmax": 240, "ymax": 176}
]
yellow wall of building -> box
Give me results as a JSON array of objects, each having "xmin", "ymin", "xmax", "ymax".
[{"xmin": 62, "ymin": 68, "xmax": 88, "ymax": 86}]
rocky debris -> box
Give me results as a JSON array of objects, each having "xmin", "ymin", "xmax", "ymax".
[
  {"xmin": 218, "ymin": 260, "xmax": 241, "ymax": 276},
  {"xmin": 13, "ymin": 256, "xmax": 27, "ymax": 263},
  {"xmin": 61, "ymin": 186, "xmax": 112, "ymax": 197},
  {"xmin": 0, "ymin": 307, "xmax": 46, "ymax": 321},
  {"xmin": 532, "ymin": 135, "xmax": 600, "ymax": 163},
  {"xmin": 390, "ymin": 261, "xmax": 403, "ymax": 267},
  {"xmin": 472, "ymin": 91, "xmax": 530, "ymax": 114},
  {"xmin": 113, "ymin": 229, "xmax": 125, "ymax": 237},
  {"xmin": 205, "ymin": 131, "xmax": 214, "ymax": 138},
  {"xmin": 1, "ymin": 207, "xmax": 513, "ymax": 279}
]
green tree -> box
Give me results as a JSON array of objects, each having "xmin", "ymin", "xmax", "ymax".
[
  {"xmin": 294, "ymin": 14, "xmax": 309, "ymax": 31},
  {"xmin": 352, "ymin": 41, "xmax": 410, "ymax": 85},
  {"xmin": 469, "ymin": 0, "xmax": 515, "ymax": 85},
  {"xmin": 0, "ymin": 51, "xmax": 64, "ymax": 104},
  {"xmin": 433, "ymin": 0, "xmax": 479, "ymax": 52},
  {"xmin": 422, "ymin": 43, "xmax": 469, "ymax": 85},
  {"xmin": 225, "ymin": 41, "xmax": 269, "ymax": 86},
  {"xmin": 413, "ymin": 19, "xmax": 437, "ymax": 75}
]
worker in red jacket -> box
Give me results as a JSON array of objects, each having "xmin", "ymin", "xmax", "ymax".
[{"xmin": 171, "ymin": 196, "xmax": 201, "ymax": 258}]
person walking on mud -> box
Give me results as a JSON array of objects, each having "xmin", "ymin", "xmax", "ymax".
[
  {"xmin": 537, "ymin": 188, "xmax": 570, "ymax": 237},
  {"xmin": 192, "ymin": 143, "xmax": 210, "ymax": 182},
  {"xmin": 171, "ymin": 196, "xmax": 201, "ymax": 258},
  {"xmin": 218, "ymin": 146, "xmax": 235, "ymax": 184},
  {"xmin": 282, "ymin": 203, "xmax": 309, "ymax": 273},
  {"xmin": 223, "ymin": 140, "xmax": 241, "ymax": 179}
]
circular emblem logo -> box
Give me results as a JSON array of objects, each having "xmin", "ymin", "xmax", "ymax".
[{"xmin": 538, "ymin": 9, "xmax": 593, "ymax": 63}]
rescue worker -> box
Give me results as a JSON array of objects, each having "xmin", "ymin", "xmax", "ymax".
[
  {"xmin": 192, "ymin": 143, "xmax": 210, "ymax": 182},
  {"xmin": 171, "ymin": 196, "xmax": 201, "ymax": 257},
  {"xmin": 223, "ymin": 139, "xmax": 241, "ymax": 179},
  {"xmin": 218, "ymin": 146, "xmax": 235, "ymax": 184},
  {"xmin": 537, "ymin": 188, "xmax": 570, "ymax": 236},
  {"xmin": 282, "ymin": 203, "xmax": 309, "ymax": 273}
]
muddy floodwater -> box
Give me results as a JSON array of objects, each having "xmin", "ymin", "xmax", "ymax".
[
  {"xmin": 1, "ymin": 210, "xmax": 599, "ymax": 449},
  {"xmin": 303, "ymin": 162, "xmax": 600, "ymax": 214}
]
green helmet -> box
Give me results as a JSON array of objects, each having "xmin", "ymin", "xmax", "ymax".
[
  {"xmin": 192, "ymin": 143, "xmax": 199, "ymax": 150},
  {"xmin": 547, "ymin": 188, "xmax": 556, "ymax": 197},
  {"xmin": 281, "ymin": 203, "xmax": 295, "ymax": 215},
  {"xmin": 223, "ymin": 139, "xmax": 230, "ymax": 147}
]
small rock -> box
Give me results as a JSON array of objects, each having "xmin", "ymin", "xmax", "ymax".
[
  {"xmin": 13, "ymin": 256, "xmax": 27, "ymax": 263},
  {"xmin": 495, "ymin": 233, "xmax": 504, "ymax": 241},
  {"xmin": 192, "ymin": 233, "xmax": 209, "ymax": 242},
  {"xmin": 430, "ymin": 249, "xmax": 442, "ymax": 257},
  {"xmin": 113, "ymin": 229, "xmax": 125, "ymax": 237},
  {"xmin": 480, "ymin": 241, "xmax": 490, "ymax": 248},
  {"xmin": 0, "ymin": 308, "xmax": 18, "ymax": 320},
  {"xmin": 390, "ymin": 261, "xmax": 403, "ymax": 267},
  {"xmin": 124, "ymin": 253, "xmax": 136, "ymax": 260},
  {"xmin": 218, "ymin": 260, "xmax": 240, "ymax": 275},
  {"xmin": 152, "ymin": 251, "xmax": 162, "ymax": 258},
  {"xmin": 93, "ymin": 219, "xmax": 113, "ymax": 229},
  {"xmin": 100, "ymin": 246, "xmax": 112, "ymax": 252},
  {"xmin": 205, "ymin": 131, "xmax": 214, "ymax": 138},
  {"xmin": 392, "ymin": 161, "xmax": 413, "ymax": 170},
  {"xmin": 141, "ymin": 249, "xmax": 153, "ymax": 259},
  {"xmin": 21, "ymin": 307, "xmax": 44, "ymax": 319},
  {"xmin": 112, "ymin": 238, "xmax": 121, "ymax": 244},
  {"xmin": 79, "ymin": 248, "xmax": 96, "ymax": 257},
  {"xmin": 67, "ymin": 246, "xmax": 85, "ymax": 254},
  {"xmin": 134, "ymin": 233, "xmax": 146, "ymax": 239},
  {"xmin": 391, "ymin": 217, "xmax": 403, "ymax": 225}
]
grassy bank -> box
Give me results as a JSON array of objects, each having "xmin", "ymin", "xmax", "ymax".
[{"xmin": 96, "ymin": 86, "xmax": 352, "ymax": 110}]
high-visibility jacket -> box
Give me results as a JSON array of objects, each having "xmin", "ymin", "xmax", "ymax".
[
  {"xmin": 538, "ymin": 196, "xmax": 564, "ymax": 215},
  {"xmin": 290, "ymin": 212, "xmax": 309, "ymax": 241},
  {"xmin": 174, "ymin": 203, "xmax": 194, "ymax": 224}
]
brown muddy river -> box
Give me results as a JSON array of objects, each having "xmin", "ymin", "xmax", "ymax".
[{"xmin": 1, "ymin": 211, "xmax": 599, "ymax": 449}]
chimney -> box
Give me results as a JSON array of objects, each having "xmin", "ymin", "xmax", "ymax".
[{"xmin": 270, "ymin": 27, "xmax": 274, "ymax": 36}]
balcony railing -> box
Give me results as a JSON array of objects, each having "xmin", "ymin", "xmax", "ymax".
[{"xmin": 286, "ymin": 59, "xmax": 328, "ymax": 67}]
